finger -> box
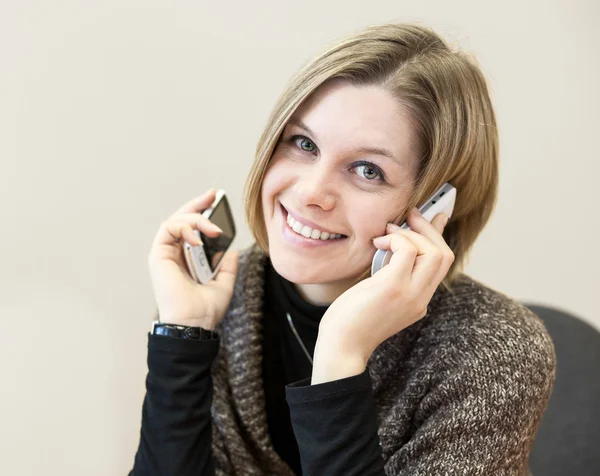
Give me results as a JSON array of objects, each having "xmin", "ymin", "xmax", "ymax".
[
  {"xmin": 172, "ymin": 189, "xmax": 217, "ymax": 215},
  {"xmin": 405, "ymin": 209, "xmax": 452, "ymax": 252},
  {"xmin": 431, "ymin": 212, "xmax": 449, "ymax": 234},
  {"xmin": 155, "ymin": 216, "xmax": 221, "ymax": 247},
  {"xmin": 375, "ymin": 225, "xmax": 444, "ymax": 290},
  {"xmin": 372, "ymin": 232, "xmax": 419, "ymax": 287},
  {"xmin": 426, "ymin": 213, "xmax": 455, "ymax": 286},
  {"xmin": 171, "ymin": 212, "xmax": 223, "ymax": 235},
  {"xmin": 400, "ymin": 213, "xmax": 454, "ymax": 288},
  {"xmin": 153, "ymin": 220, "xmax": 199, "ymax": 247}
]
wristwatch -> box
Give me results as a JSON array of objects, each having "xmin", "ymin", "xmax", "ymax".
[{"xmin": 151, "ymin": 320, "xmax": 218, "ymax": 340}]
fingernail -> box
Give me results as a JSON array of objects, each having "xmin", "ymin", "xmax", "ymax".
[
  {"xmin": 211, "ymin": 224, "xmax": 223, "ymax": 233},
  {"xmin": 386, "ymin": 222, "xmax": 400, "ymax": 230},
  {"xmin": 441, "ymin": 214, "xmax": 449, "ymax": 228}
]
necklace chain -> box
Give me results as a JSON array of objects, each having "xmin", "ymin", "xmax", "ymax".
[{"xmin": 285, "ymin": 312, "xmax": 313, "ymax": 366}]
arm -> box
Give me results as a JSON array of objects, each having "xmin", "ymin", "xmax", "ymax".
[
  {"xmin": 288, "ymin": 305, "xmax": 556, "ymax": 475},
  {"xmin": 130, "ymin": 333, "xmax": 220, "ymax": 476},
  {"xmin": 285, "ymin": 369, "xmax": 386, "ymax": 476}
]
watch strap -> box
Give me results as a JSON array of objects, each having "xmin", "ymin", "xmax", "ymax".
[{"xmin": 151, "ymin": 321, "xmax": 218, "ymax": 340}]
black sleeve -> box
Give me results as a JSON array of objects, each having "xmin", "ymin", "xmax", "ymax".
[
  {"xmin": 285, "ymin": 369, "xmax": 386, "ymax": 476},
  {"xmin": 129, "ymin": 333, "xmax": 220, "ymax": 476}
]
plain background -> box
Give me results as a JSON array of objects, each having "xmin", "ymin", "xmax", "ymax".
[{"xmin": 1, "ymin": 1, "xmax": 598, "ymax": 474}]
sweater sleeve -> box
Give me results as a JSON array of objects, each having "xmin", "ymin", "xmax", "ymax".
[
  {"xmin": 285, "ymin": 369, "xmax": 387, "ymax": 476},
  {"xmin": 129, "ymin": 333, "xmax": 220, "ymax": 476}
]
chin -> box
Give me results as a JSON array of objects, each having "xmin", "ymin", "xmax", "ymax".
[
  {"xmin": 268, "ymin": 253, "xmax": 326, "ymax": 284},
  {"xmin": 268, "ymin": 249, "xmax": 366, "ymax": 285}
]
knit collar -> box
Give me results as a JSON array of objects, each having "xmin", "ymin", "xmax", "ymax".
[{"xmin": 219, "ymin": 243, "xmax": 295, "ymax": 474}]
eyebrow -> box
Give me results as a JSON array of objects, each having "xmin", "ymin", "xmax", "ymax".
[{"xmin": 287, "ymin": 119, "xmax": 403, "ymax": 166}]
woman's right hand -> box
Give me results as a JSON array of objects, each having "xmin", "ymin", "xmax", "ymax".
[{"xmin": 148, "ymin": 189, "xmax": 239, "ymax": 330}]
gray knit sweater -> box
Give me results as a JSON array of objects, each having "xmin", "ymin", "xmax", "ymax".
[{"xmin": 209, "ymin": 244, "xmax": 556, "ymax": 475}]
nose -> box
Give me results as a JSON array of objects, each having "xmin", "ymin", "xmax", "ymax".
[{"xmin": 293, "ymin": 161, "xmax": 337, "ymax": 211}]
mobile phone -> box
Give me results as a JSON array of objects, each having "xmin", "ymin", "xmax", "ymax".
[
  {"xmin": 371, "ymin": 183, "xmax": 456, "ymax": 276},
  {"xmin": 183, "ymin": 189, "xmax": 236, "ymax": 284}
]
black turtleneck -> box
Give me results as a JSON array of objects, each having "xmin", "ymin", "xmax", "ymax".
[
  {"xmin": 262, "ymin": 258, "xmax": 329, "ymax": 474},
  {"xmin": 262, "ymin": 258, "xmax": 386, "ymax": 476}
]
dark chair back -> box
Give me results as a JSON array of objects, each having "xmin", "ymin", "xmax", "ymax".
[{"xmin": 525, "ymin": 303, "xmax": 600, "ymax": 475}]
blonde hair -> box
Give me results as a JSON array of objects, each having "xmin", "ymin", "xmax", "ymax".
[{"xmin": 243, "ymin": 23, "xmax": 499, "ymax": 290}]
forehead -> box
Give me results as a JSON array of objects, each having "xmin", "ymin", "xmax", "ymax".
[{"xmin": 288, "ymin": 80, "xmax": 415, "ymax": 155}]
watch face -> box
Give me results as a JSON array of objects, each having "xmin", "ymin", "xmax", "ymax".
[{"xmin": 152, "ymin": 322, "xmax": 216, "ymax": 340}]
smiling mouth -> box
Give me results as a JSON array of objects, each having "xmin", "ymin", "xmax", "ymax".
[{"xmin": 280, "ymin": 204, "xmax": 347, "ymax": 241}]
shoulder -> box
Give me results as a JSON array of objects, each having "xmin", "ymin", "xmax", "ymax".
[
  {"xmin": 229, "ymin": 243, "xmax": 268, "ymax": 301},
  {"xmin": 412, "ymin": 273, "xmax": 557, "ymax": 388},
  {"xmin": 216, "ymin": 243, "xmax": 267, "ymax": 334},
  {"xmin": 235, "ymin": 242, "xmax": 266, "ymax": 278},
  {"xmin": 374, "ymin": 275, "xmax": 557, "ymax": 473},
  {"xmin": 372, "ymin": 273, "xmax": 556, "ymax": 395},
  {"xmin": 431, "ymin": 274, "xmax": 555, "ymax": 360}
]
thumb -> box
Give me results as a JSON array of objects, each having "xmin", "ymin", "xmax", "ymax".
[{"xmin": 214, "ymin": 250, "xmax": 239, "ymax": 289}]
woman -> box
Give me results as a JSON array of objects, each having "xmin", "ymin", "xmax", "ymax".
[{"xmin": 131, "ymin": 23, "xmax": 556, "ymax": 476}]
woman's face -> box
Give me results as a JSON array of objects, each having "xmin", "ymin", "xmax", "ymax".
[{"xmin": 261, "ymin": 80, "xmax": 420, "ymax": 290}]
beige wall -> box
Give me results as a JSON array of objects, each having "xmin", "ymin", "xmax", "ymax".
[{"xmin": 1, "ymin": 1, "xmax": 598, "ymax": 474}]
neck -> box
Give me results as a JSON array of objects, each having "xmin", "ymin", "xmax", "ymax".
[{"xmin": 293, "ymin": 278, "xmax": 356, "ymax": 306}]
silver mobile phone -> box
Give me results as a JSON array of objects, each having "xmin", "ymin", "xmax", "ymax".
[
  {"xmin": 183, "ymin": 189, "xmax": 236, "ymax": 284},
  {"xmin": 371, "ymin": 183, "xmax": 457, "ymax": 276}
]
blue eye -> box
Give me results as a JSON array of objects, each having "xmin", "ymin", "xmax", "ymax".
[
  {"xmin": 290, "ymin": 135, "xmax": 317, "ymax": 153},
  {"xmin": 287, "ymin": 134, "xmax": 386, "ymax": 183},
  {"xmin": 354, "ymin": 162, "xmax": 384, "ymax": 181}
]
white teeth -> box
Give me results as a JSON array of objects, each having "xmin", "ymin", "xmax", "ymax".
[{"xmin": 286, "ymin": 212, "xmax": 343, "ymax": 241}]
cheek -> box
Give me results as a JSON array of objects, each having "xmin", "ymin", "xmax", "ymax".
[
  {"xmin": 348, "ymin": 203, "xmax": 390, "ymax": 240},
  {"xmin": 263, "ymin": 154, "xmax": 294, "ymax": 188},
  {"xmin": 353, "ymin": 210, "xmax": 388, "ymax": 242},
  {"xmin": 261, "ymin": 169, "xmax": 274, "ymax": 203},
  {"xmin": 261, "ymin": 160, "xmax": 289, "ymax": 213}
]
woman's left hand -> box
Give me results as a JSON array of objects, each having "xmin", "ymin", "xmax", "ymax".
[{"xmin": 312, "ymin": 208, "xmax": 454, "ymax": 384}]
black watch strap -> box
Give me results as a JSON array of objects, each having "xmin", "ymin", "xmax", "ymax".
[{"xmin": 151, "ymin": 321, "xmax": 218, "ymax": 340}]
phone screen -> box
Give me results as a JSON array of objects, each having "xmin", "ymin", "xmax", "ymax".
[{"xmin": 200, "ymin": 195, "xmax": 236, "ymax": 272}]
